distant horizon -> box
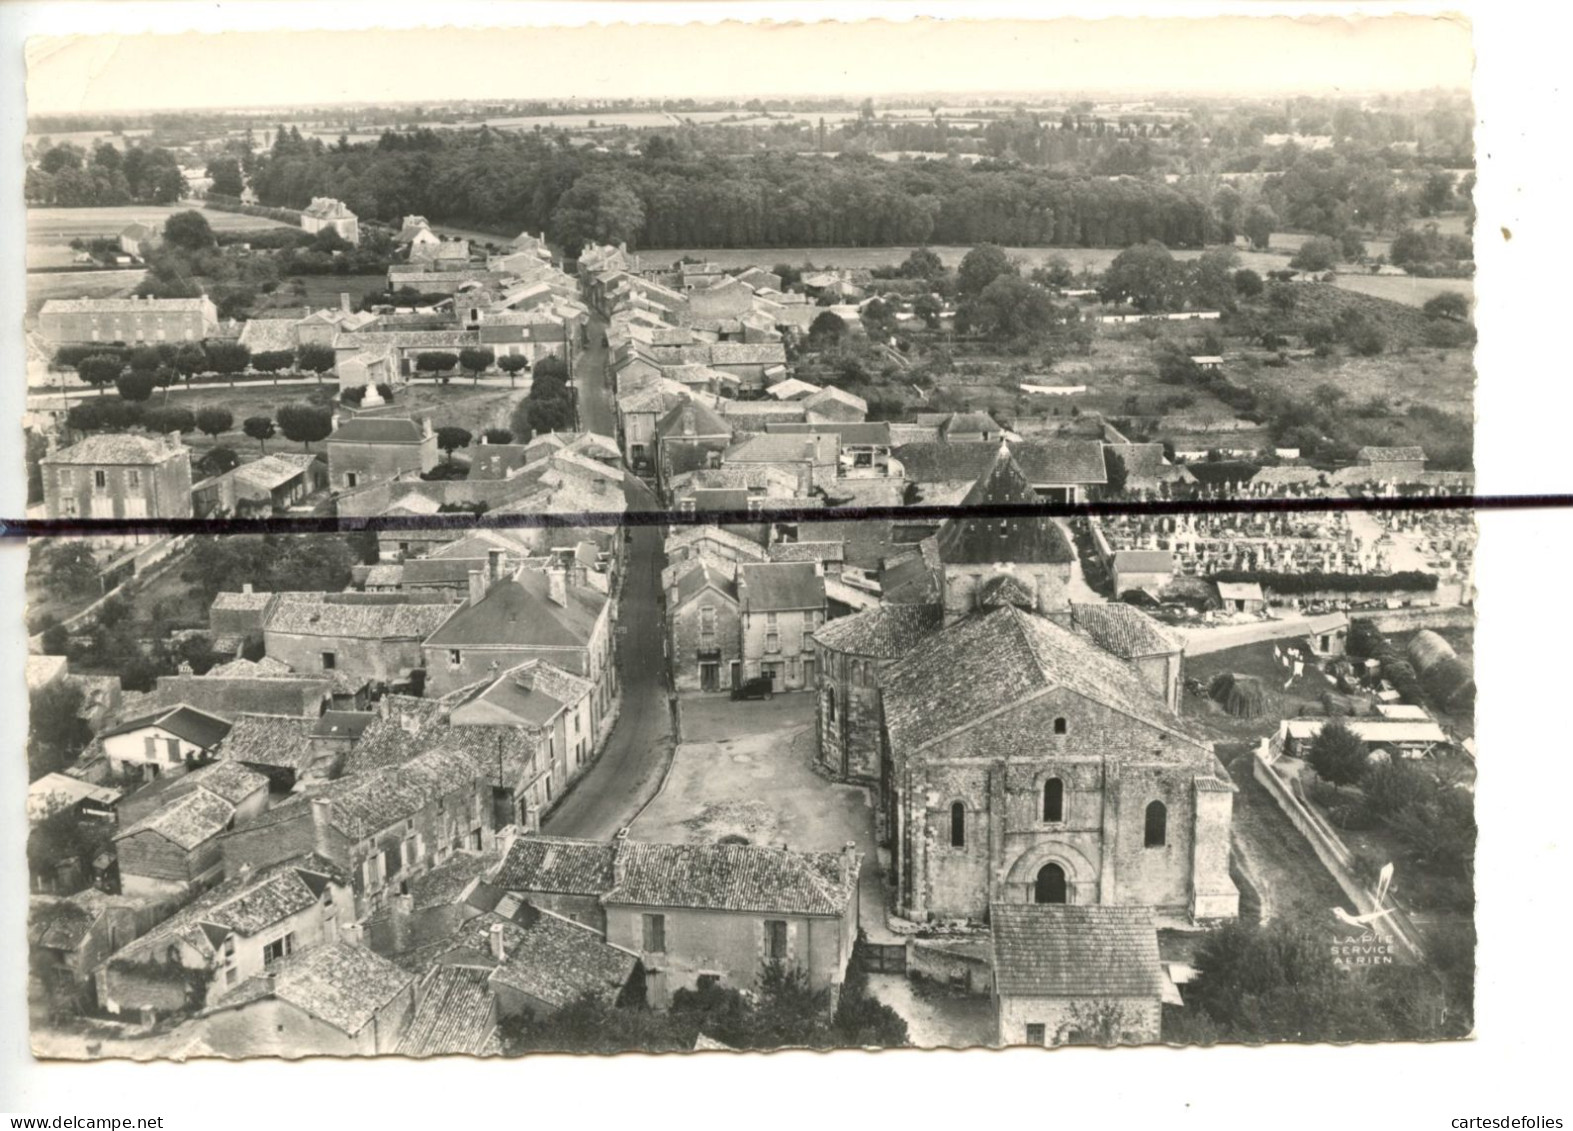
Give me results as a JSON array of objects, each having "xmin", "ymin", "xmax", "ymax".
[{"xmin": 26, "ymin": 16, "xmax": 1473, "ymax": 116}]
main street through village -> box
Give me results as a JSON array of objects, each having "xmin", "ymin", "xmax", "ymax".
[{"xmin": 542, "ymin": 317, "xmax": 675, "ymax": 838}]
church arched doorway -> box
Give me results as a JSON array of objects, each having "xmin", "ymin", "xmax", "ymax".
[{"xmin": 1034, "ymin": 863, "xmax": 1067, "ymax": 904}]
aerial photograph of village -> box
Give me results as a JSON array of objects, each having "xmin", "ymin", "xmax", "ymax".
[{"xmin": 17, "ymin": 15, "xmax": 1480, "ymax": 1063}]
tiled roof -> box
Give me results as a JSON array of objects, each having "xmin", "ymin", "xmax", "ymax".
[
  {"xmin": 101, "ymin": 704, "xmax": 232, "ymax": 748},
  {"xmin": 40, "ymin": 296, "xmax": 211, "ymax": 315},
  {"xmin": 328, "ymin": 417, "xmax": 427, "ymax": 444},
  {"xmin": 1250, "ymin": 466, "xmax": 1325, "ymax": 487},
  {"xmin": 493, "ymin": 836, "xmax": 617, "ymax": 896},
  {"xmin": 893, "ymin": 440, "xmax": 1107, "ymax": 486},
  {"xmin": 769, "ymin": 421, "xmax": 891, "ymax": 446},
  {"xmin": 311, "ymin": 710, "xmax": 376, "ymax": 740},
  {"xmin": 232, "ymin": 455, "xmax": 310, "ymax": 494},
  {"xmin": 766, "ymin": 378, "xmax": 823, "ymax": 400},
  {"xmin": 1358, "ymin": 446, "xmax": 1426, "ymax": 462},
  {"xmin": 262, "ymin": 941, "xmax": 414, "ymax": 1037},
  {"xmin": 665, "ymin": 525, "xmax": 767, "ymax": 560},
  {"xmin": 178, "ymin": 758, "xmax": 269, "ymax": 805},
  {"xmin": 990, "ymin": 904, "xmax": 1163, "ymax": 999},
  {"xmin": 220, "ymin": 714, "xmax": 319, "ymax": 771},
  {"xmin": 811, "ymin": 603, "xmax": 942, "ymax": 658},
  {"xmin": 452, "ymin": 661, "xmax": 588, "ymax": 727},
  {"xmin": 673, "ymin": 560, "xmax": 739, "ymax": 607},
  {"xmin": 319, "ymin": 743, "xmax": 486, "ymax": 840},
  {"xmin": 882, "ymin": 606, "xmax": 1204, "ymax": 755},
  {"xmin": 706, "ymin": 342, "xmax": 788, "ymax": 365},
  {"xmin": 1112, "ymin": 550, "xmax": 1177, "ymax": 575},
  {"xmin": 1069, "ymin": 603, "xmax": 1179, "ymax": 658},
  {"xmin": 265, "ymin": 594, "xmax": 455, "ymax": 639},
  {"xmin": 803, "ymin": 386, "xmax": 868, "ymax": 415},
  {"xmin": 656, "ymin": 397, "xmax": 732, "ymax": 440},
  {"xmin": 725, "ymin": 434, "xmax": 828, "ymax": 464},
  {"xmin": 935, "ymin": 449, "xmax": 1074, "ymax": 566},
  {"xmin": 397, "ymin": 966, "xmax": 497, "ymax": 1056},
  {"xmin": 978, "ymin": 573, "xmax": 1038, "ymax": 610},
  {"xmin": 484, "ymin": 906, "xmax": 638, "ymax": 1009},
  {"xmin": 1106, "ymin": 443, "xmax": 1193, "ymax": 485},
  {"xmin": 737, "ymin": 561, "xmax": 824, "ymax": 613},
  {"xmin": 605, "ymin": 843, "xmax": 860, "ymax": 917},
  {"xmin": 236, "ymin": 318, "xmax": 300, "ymax": 353},
  {"xmin": 212, "ymin": 590, "xmax": 275, "ymax": 612},
  {"xmin": 114, "ymin": 785, "xmax": 234, "ymax": 850},
  {"xmin": 768, "ymin": 540, "xmax": 845, "ymax": 564},
  {"xmin": 29, "ymin": 893, "xmax": 109, "ymax": 952},
  {"xmin": 424, "ymin": 569, "xmax": 605, "ymax": 650},
  {"xmin": 43, "ymin": 433, "xmax": 188, "ymax": 466}
]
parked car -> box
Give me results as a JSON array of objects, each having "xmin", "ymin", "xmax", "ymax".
[{"xmin": 730, "ymin": 677, "xmax": 774, "ymax": 701}]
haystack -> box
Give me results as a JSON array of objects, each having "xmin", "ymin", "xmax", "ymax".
[{"xmin": 1209, "ymin": 672, "xmax": 1266, "ymax": 718}]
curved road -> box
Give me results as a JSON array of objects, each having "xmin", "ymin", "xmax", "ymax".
[{"xmin": 543, "ymin": 317, "xmax": 674, "ymax": 838}]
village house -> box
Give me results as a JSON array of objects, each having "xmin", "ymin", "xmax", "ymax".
[
  {"xmin": 664, "ymin": 524, "xmax": 768, "ymax": 570},
  {"xmin": 194, "ymin": 452, "xmax": 326, "ymax": 518},
  {"xmin": 877, "ymin": 603, "xmax": 1239, "ymax": 924},
  {"xmin": 737, "ymin": 561, "xmax": 827, "ymax": 692},
  {"xmin": 299, "ymin": 196, "xmax": 360, "ymax": 245},
  {"xmin": 1111, "ymin": 550, "xmax": 1179, "ymax": 601},
  {"xmin": 487, "ymin": 834, "xmax": 618, "ymax": 933},
  {"xmin": 208, "ymin": 586, "xmax": 277, "ymax": 656},
  {"xmin": 1356, "ymin": 445, "xmax": 1428, "ymax": 481},
  {"xmin": 202, "ymin": 940, "xmax": 417, "ymax": 1057},
  {"xmin": 1304, "ymin": 611, "xmax": 1351, "ymax": 657},
  {"xmin": 1068, "ymin": 603, "xmax": 1185, "ymax": 711},
  {"xmin": 812, "ymin": 604, "xmax": 944, "ymax": 784},
  {"xmin": 1216, "ymin": 580, "xmax": 1266, "ymax": 614},
  {"xmin": 722, "ymin": 432, "xmax": 840, "ymax": 497},
  {"xmin": 113, "ymin": 760, "xmax": 270, "ymax": 897},
  {"xmin": 655, "ymin": 396, "xmax": 734, "ymax": 499},
  {"xmin": 894, "ymin": 439, "xmax": 1108, "ymax": 505},
  {"xmin": 99, "ymin": 704, "xmax": 233, "ymax": 781},
  {"xmin": 38, "ymin": 294, "xmax": 218, "ymax": 345},
  {"xmin": 262, "ymin": 593, "xmax": 456, "ymax": 690},
  {"xmin": 802, "ymin": 385, "xmax": 869, "ymax": 424},
  {"xmin": 420, "ymin": 565, "xmax": 616, "ymax": 735},
  {"xmin": 325, "ymin": 415, "xmax": 439, "ymax": 491},
  {"xmin": 666, "ymin": 560, "xmax": 743, "ymax": 693},
  {"xmin": 602, "ymin": 839, "xmax": 861, "ymax": 1008},
  {"xmin": 990, "ymin": 903, "xmax": 1164, "ymax": 1047},
  {"xmin": 43, "ymin": 432, "xmax": 194, "ymax": 520},
  {"xmin": 118, "ymin": 221, "xmax": 161, "ymax": 258},
  {"xmin": 28, "ymin": 889, "xmax": 144, "ymax": 1010},
  {"xmin": 95, "ymin": 855, "xmax": 352, "ymax": 1021},
  {"xmin": 216, "ymin": 713, "xmax": 333, "ymax": 792}
]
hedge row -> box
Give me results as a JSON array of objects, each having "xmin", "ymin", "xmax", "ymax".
[{"xmin": 1209, "ymin": 568, "xmax": 1439, "ymax": 595}]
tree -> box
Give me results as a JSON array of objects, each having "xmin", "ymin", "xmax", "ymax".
[
  {"xmin": 808, "ymin": 311, "xmax": 847, "ymax": 349},
  {"xmin": 416, "ymin": 351, "xmax": 459, "ymax": 383},
  {"xmin": 435, "ymin": 426, "xmax": 473, "ymax": 463},
  {"xmin": 28, "ymin": 682, "xmax": 91, "ymax": 781},
  {"xmin": 295, "ymin": 343, "xmax": 337, "ymax": 383},
  {"xmin": 482, "ymin": 428, "xmax": 515, "ymax": 445},
  {"xmin": 458, "ymin": 346, "xmax": 496, "ymax": 385},
  {"xmin": 197, "ymin": 446, "xmax": 240, "ymax": 477},
  {"xmin": 956, "ymin": 243, "xmax": 1017, "ymax": 297},
  {"xmin": 76, "ymin": 353, "xmax": 124, "ymax": 397},
  {"xmin": 205, "ymin": 341, "xmax": 252, "ymax": 385},
  {"xmin": 276, "ymin": 403, "xmax": 334, "ymax": 451},
  {"xmin": 959, "ymin": 275, "xmax": 1057, "ymax": 342},
  {"xmin": 196, "ymin": 407, "xmax": 234, "ymax": 440},
  {"xmin": 143, "ymin": 405, "xmax": 196, "ymax": 435},
  {"xmin": 498, "ymin": 354, "xmax": 530, "ymax": 387},
  {"xmin": 533, "ymin": 355, "xmax": 570, "ymax": 384},
  {"xmin": 1339, "ymin": 230, "xmax": 1368, "ymax": 263},
  {"xmin": 174, "ymin": 343, "xmax": 208, "ymax": 385},
  {"xmin": 127, "ymin": 345, "xmax": 162, "ymax": 376},
  {"xmin": 1103, "ymin": 449, "xmax": 1129, "ymax": 496},
  {"xmin": 898, "ymin": 247, "xmax": 945, "ymax": 281},
  {"xmin": 1308, "ymin": 719, "xmax": 1368, "ymax": 789},
  {"xmin": 152, "ymin": 365, "xmax": 177, "ymax": 403},
  {"xmin": 549, "ymin": 172, "xmax": 646, "ymax": 257},
  {"xmin": 1289, "ymin": 235, "xmax": 1340, "ymax": 273},
  {"xmin": 1232, "ymin": 268, "xmax": 1264, "ymax": 298},
  {"xmin": 42, "ymin": 542, "xmax": 100, "ymax": 597},
  {"xmin": 1422, "ymin": 292, "xmax": 1470, "ymax": 322},
  {"xmin": 243, "ymin": 415, "xmax": 277, "ymax": 452},
  {"xmin": 206, "ymin": 155, "xmax": 244, "ymax": 197},
  {"xmin": 912, "ymin": 293, "xmax": 942, "ymax": 329},
  {"xmin": 1100, "ymin": 242, "xmax": 1184, "ymax": 313},
  {"xmin": 526, "ymin": 397, "xmax": 575, "ymax": 435},
  {"xmin": 162, "ymin": 209, "xmax": 215, "ymax": 251},
  {"xmin": 1243, "ymin": 204, "xmax": 1277, "ymax": 250},
  {"xmin": 250, "ymin": 349, "xmax": 294, "ymax": 384},
  {"xmin": 115, "ymin": 370, "xmax": 157, "ymax": 403}
]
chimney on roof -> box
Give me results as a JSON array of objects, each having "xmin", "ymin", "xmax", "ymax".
[
  {"xmin": 339, "ymin": 920, "xmax": 364, "ymax": 948},
  {"xmin": 612, "ymin": 827, "xmax": 630, "ymax": 884},
  {"xmin": 241, "ymin": 582, "xmax": 253, "ymax": 595},
  {"xmin": 546, "ymin": 568, "xmax": 567, "ymax": 608},
  {"xmin": 340, "ymin": 292, "xmax": 351, "ymax": 315},
  {"xmin": 331, "ymin": 411, "xmax": 343, "ymax": 432},
  {"xmin": 487, "ymin": 549, "xmax": 503, "ymax": 581},
  {"xmin": 841, "ymin": 841, "xmax": 858, "ymax": 886},
  {"xmin": 468, "ymin": 568, "xmax": 489, "ymax": 607},
  {"xmin": 489, "ymin": 921, "xmax": 506, "ymax": 963},
  {"xmin": 310, "ymin": 797, "xmax": 334, "ymax": 857},
  {"xmin": 522, "ymin": 802, "xmax": 540, "ymax": 834},
  {"xmin": 422, "ymin": 418, "xmax": 434, "ymax": 439},
  {"xmin": 376, "ymin": 696, "xmax": 389, "ymax": 719},
  {"xmin": 400, "ymin": 709, "xmax": 420, "ymax": 735}
]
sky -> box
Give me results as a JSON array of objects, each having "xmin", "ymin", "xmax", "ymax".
[{"xmin": 23, "ymin": 9, "xmax": 1474, "ymax": 115}]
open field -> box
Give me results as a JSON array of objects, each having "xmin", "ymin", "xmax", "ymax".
[
  {"xmin": 255, "ymin": 273, "xmax": 391, "ymax": 314},
  {"xmin": 1326, "ymin": 273, "xmax": 1473, "ymax": 307},
  {"xmin": 24, "ymin": 269, "xmax": 146, "ymax": 313},
  {"xmin": 26, "ymin": 205, "xmax": 296, "ymax": 245},
  {"xmin": 1240, "ymin": 345, "xmax": 1474, "ymax": 420}
]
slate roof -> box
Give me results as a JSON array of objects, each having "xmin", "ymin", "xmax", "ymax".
[
  {"xmin": 265, "ymin": 594, "xmax": 455, "ymax": 640},
  {"xmin": 665, "ymin": 524, "xmax": 767, "ymax": 560},
  {"xmin": 656, "ymin": 397, "xmax": 732, "ymax": 440},
  {"xmin": 811, "ymin": 603, "xmax": 942, "ymax": 658},
  {"xmin": 27, "ymin": 774, "xmax": 122, "ymax": 824},
  {"xmin": 990, "ymin": 904, "xmax": 1164, "ymax": 999},
  {"xmin": 424, "ymin": 568, "xmax": 605, "ymax": 650},
  {"xmin": 1069, "ymin": 603, "xmax": 1179, "ymax": 658},
  {"xmin": 769, "ymin": 421, "xmax": 892, "ymax": 446},
  {"xmin": 101, "ymin": 704, "xmax": 232, "ymax": 748},
  {"xmin": 882, "ymin": 606, "xmax": 1205, "ymax": 756},
  {"xmin": 737, "ymin": 561, "xmax": 824, "ymax": 612},
  {"xmin": 893, "ymin": 441, "xmax": 1107, "ymax": 486},
  {"xmin": 44, "ymin": 433, "xmax": 188, "ymax": 466},
  {"xmin": 327, "ymin": 417, "xmax": 427, "ymax": 444},
  {"xmin": 605, "ymin": 843, "xmax": 860, "ymax": 917},
  {"xmin": 492, "ymin": 836, "xmax": 618, "ymax": 896},
  {"xmin": 935, "ymin": 449, "xmax": 1075, "ymax": 566},
  {"xmin": 673, "ymin": 560, "xmax": 739, "ymax": 607}
]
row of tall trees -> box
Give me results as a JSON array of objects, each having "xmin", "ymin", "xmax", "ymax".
[{"xmin": 25, "ymin": 140, "xmax": 185, "ymax": 206}]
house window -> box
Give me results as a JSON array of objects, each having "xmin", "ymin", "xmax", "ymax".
[
  {"xmin": 825, "ymin": 687, "xmax": 837, "ymax": 722},
  {"xmin": 263, "ymin": 933, "xmax": 295, "ymax": 965},
  {"xmin": 1034, "ymin": 863, "xmax": 1067, "ymax": 904},
  {"xmin": 765, "ymin": 612, "xmax": 780, "ymax": 654},
  {"xmin": 225, "ymin": 966, "xmax": 239, "ymax": 986},
  {"xmin": 93, "ymin": 469, "xmax": 108, "ymax": 491},
  {"xmin": 642, "ymin": 913, "xmax": 666, "ymax": 953},
  {"xmin": 1026, "ymin": 1023, "xmax": 1047, "ymax": 1046},
  {"xmin": 223, "ymin": 937, "xmax": 236, "ymax": 960},
  {"xmin": 697, "ymin": 973, "xmax": 721, "ymax": 992},
  {"xmin": 345, "ymin": 472, "xmax": 359, "ymax": 488},
  {"xmin": 1043, "ymin": 778, "xmax": 1064, "ymax": 823},
  {"xmin": 127, "ymin": 470, "xmax": 141, "ymax": 489},
  {"xmin": 321, "ymin": 651, "xmax": 336, "ymax": 670},
  {"xmin": 1053, "ymin": 717, "xmax": 1067, "ymax": 735},
  {"xmin": 449, "ymin": 650, "xmax": 463, "ymax": 668},
  {"xmin": 764, "ymin": 919, "xmax": 788, "ymax": 961},
  {"xmin": 1144, "ymin": 801, "xmax": 1168, "ymax": 848},
  {"xmin": 699, "ymin": 604, "xmax": 716, "ymax": 648},
  {"xmin": 58, "ymin": 469, "xmax": 73, "ymax": 490},
  {"xmin": 60, "ymin": 498, "xmax": 79, "ymax": 517},
  {"xmin": 949, "ymin": 801, "xmax": 966, "ymax": 848}
]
